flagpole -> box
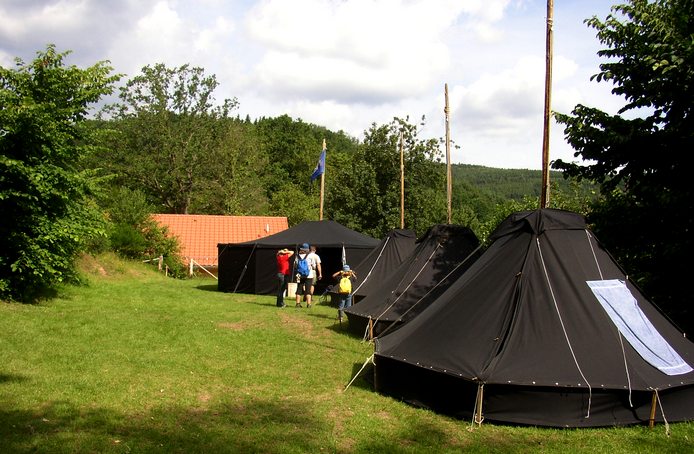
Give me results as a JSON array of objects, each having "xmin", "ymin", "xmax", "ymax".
[
  {"xmin": 320, "ymin": 139, "xmax": 326, "ymax": 220},
  {"xmin": 540, "ymin": 0, "xmax": 554, "ymax": 209},
  {"xmin": 445, "ymin": 83, "xmax": 452, "ymax": 224},
  {"xmin": 400, "ymin": 131, "xmax": 405, "ymax": 229}
]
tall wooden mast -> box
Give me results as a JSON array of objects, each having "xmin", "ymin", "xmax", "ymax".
[
  {"xmin": 320, "ymin": 138, "xmax": 326, "ymax": 220},
  {"xmin": 445, "ymin": 83, "xmax": 452, "ymax": 224},
  {"xmin": 400, "ymin": 131, "xmax": 405, "ymax": 229},
  {"xmin": 540, "ymin": 0, "xmax": 554, "ymax": 208}
]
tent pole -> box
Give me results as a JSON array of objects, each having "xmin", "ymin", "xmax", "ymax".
[
  {"xmin": 475, "ymin": 383, "xmax": 484, "ymax": 425},
  {"xmin": 399, "ymin": 132, "xmax": 405, "ymax": 229},
  {"xmin": 369, "ymin": 317, "xmax": 374, "ymax": 341},
  {"xmin": 445, "ymin": 83, "xmax": 452, "ymax": 224},
  {"xmin": 649, "ymin": 390, "xmax": 658, "ymax": 428},
  {"xmin": 232, "ymin": 243, "xmax": 258, "ymax": 293},
  {"xmin": 320, "ymin": 139, "xmax": 326, "ymax": 220},
  {"xmin": 540, "ymin": 0, "xmax": 554, "ymax": 209}
]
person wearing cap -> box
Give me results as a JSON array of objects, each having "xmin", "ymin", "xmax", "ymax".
[
  {"xmin": 294, "ymin": 243, "xmax": 314, "ymax": 308},
  {"xmin": 332, "ymin": 264, "xmax": 356, "ymax": 322},
  {"xmin": 275, "ymin": 248, "xmax": 294, "ymax": 307},
  {"xmin": 307, "ymin": 245, "xmax": 322, "ymax": 301}
]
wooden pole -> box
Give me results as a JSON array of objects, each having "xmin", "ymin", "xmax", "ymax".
[
  {"xmin": 400, "ymin": 131, "xmax": 405, "ymax": 229},
  {"xmin": 369, "ymin": 317, "xmax": 374, "ymax": 341},
  {"xmin": 320, "ymin": 138, "xmax": 326, "ymax": 220},
  {"xmin": 649, "ymin": 390, "xmax": 658, "ymax": 428},
  {"xmin": 444, "ymin": 83, "xmax": 452, "ymax": 224},
  {"xmin": 540, "ymin": 0, "xmax": 554, "ymax": 209},
  {"xmin": 475, "ymin": 383, "xmax": 484, "ymax": 425}
]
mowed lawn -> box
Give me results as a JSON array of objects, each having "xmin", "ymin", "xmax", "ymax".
[{"xmin": 1, "ymin": 254, "xmax": 693, "ymax": 453}]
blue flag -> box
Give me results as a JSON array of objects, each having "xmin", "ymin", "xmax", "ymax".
[{"xmin": 310, "ymin": 148, "xmax": 326, "ymax": 181}]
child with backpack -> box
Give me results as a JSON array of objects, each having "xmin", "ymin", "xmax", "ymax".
[{"xmin": 332, "ymin": 265, "xmax": 357, "ymax": 322}]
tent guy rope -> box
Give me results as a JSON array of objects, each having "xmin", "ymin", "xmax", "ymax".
[{"xmin": 537, "ymin": 237, "xmax": 593, "ymax": 418}]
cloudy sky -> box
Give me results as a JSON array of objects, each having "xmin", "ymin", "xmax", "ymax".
[{"xmin": 0, "ymin": 0, "xmax": 624, "ymax": 169}]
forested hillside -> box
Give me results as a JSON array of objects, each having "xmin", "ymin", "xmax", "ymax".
[{"xmin": 454, "ymin": 164, "xmax": 572, "ymax": 200}]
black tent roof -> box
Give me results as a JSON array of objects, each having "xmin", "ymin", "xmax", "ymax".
[
  {"xmin": 350, "ymin": 229, "xmax": 417, "ymax": 302},
  {"xmin": 217, "ymin": 220, "xmax": 378, "ymax": 295},
  {"xmin": 346, "ymin": 224, "xmax": 481, "ymax": 338},
  {"xmin": 224, "ymin": 220, "xmax": 379, "ymax": 249},
  {"xmin": 374, "ymin": 209, "xmax": 694, "ymax": 427}
]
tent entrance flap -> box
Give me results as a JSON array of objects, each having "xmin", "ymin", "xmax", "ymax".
[{"xmin": 587, "ymin": 279, "xmax": 693, "ymax": 376}]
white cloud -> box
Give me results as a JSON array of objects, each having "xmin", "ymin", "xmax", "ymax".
[
  {"xmin": 0, "ymin": 0, "xmax": 625, "ymax": 169},
  {"xmin": 244, "ymin": 0, "xmax": 506, "ymax": 103},
  {"xmin": 0, "ymin": 0, "xmax": 88, "ymax": 36}
]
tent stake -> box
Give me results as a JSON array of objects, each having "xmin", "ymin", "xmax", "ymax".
[{"xmin": 649, "ymin": 390, "xmax": 658, "ymax": 428}]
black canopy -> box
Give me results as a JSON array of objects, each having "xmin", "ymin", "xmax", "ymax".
[
  {"xmin": 350, "ymin": 229, "xmax": 417, "ymax": 303},
  {"xmin": 218, "ymin": 220, "xmax": 378, "ymax": 295},
  {"xmin": 374, "ymin": 209, "xmax": 694, "ymax": 427},
  {"xmin": 346, "ymin": 224, "xmax": 481, "ymax": 338}
]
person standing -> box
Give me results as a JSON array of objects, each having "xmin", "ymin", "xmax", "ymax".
[
  {"xmin": 294, "ymin": 243, "xmax": 313, "ymax": 308},
  {"xmin": 332, "ymin": 265, "xmax": 356, "ymax": 322},
  {"xmin": 307, "ymin": 245, "xmax": 322, "ymax": 307},
  {"xmin": 276, "ymin": 248, "xmax": 294, "ymax": 307}
]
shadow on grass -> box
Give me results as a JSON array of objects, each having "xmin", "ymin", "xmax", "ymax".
[
  {"xmin": 0, "ymin": 397, "xmax": 330, "ymax": 453},
  {"xmin": 325, "ymin": 320, "xmax": 366, "ymax": 340},
  {"xmin": 195, "ymin": 284, "xmax": 219, "ymax": 292},
  {"xmin": 0, "ymin": 373, "xmax": 28, "ymax": 384},
  {"xmin": 347, "ymin": 361, "xmax": 374, "ymax": 391}
]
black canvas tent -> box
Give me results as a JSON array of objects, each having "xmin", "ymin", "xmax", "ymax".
[
  {"xmin": 374, "ymin": 209, "xmax": 694, "ymax": 427},
  {"xmin": 349, "ymin": 229, "xmax": 417, "ymax": 304},
  {"xmin": 218, "ymin": 220, "xmax": 378, "ymax": 295},
  {"xmin": 345, "ymin": 224, "xmax": 482, "ymax": 338}
]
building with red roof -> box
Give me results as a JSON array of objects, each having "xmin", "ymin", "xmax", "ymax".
[{"xmin": 152, "ymin": 214, "xmax": 288, "ymax": 266}]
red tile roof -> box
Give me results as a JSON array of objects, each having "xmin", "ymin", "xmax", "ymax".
[{"xmin": 152, "ymin": 214, "xmax": 288, "ymax": 266}]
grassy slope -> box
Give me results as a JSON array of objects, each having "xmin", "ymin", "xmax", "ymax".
[{"xmin": 1, "ymin": 254, "xmax": 692, "ymax": 453}]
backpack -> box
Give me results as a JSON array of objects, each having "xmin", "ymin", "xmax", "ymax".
[
  {"xmin": 338, "ymin": 275, "xmax": 352, "ymax": 294},
  {"xmin": 296, "ymin": 254, "xmax": 310, "ymax": 277}
]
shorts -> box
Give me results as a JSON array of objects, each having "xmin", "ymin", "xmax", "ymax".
[{"xmin": 295, "ymin": 276, "xmax": 311, "ymax": 295}]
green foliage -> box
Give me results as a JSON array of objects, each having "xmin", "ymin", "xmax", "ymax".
[
  {"xmin": 451, "ymin": 164, "xmax": 598, "ymax": 241},
  {"xmin": 95, "ymin": 63, "xmax": 244, "ymax": 214},
  {"xmin": 269, "ymin": 182, "xmax": 319, "ymax": 226},
  {"xmin": 554, "ymin": 0, "xmax": 694, "ymax": 332},
  {"xmin": 100, "ymin": 186, "xmax": 184, "ymax": 275},
  {"xmin": 0, "ymin": 45, "xmax": 118, "ymax": 301},
  {"xmin": 191, "ymin": 119, "xmax": 270, "ymax": 215},
  {"xmin": 328, "ymin": 116, "xmax": 447, "ymax": 238},
  {"xmin": 255, "ymin": 114, "xmax": 360, "ymax": 224}
]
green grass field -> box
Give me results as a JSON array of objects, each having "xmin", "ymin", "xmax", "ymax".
[{"xmin": 1, "ymin": 254, "xmax": 693, "ymax": 453}]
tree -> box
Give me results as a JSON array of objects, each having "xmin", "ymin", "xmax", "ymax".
[
  {"xmin": 554, "ymin": 0, "xmax": 694, "ymax": 331},
  {"xmin": 97, "ymin": 64, "xmax": 240, "ymax": 214},
  {"xmin": 255, "ymin": 115, "xmax": 360, "ymax": 224},
  {"xmin": 0, "ymin": 45, "xmax": 119, "ymax": 301},
  {"xmin": 328, "ymin": 117, "xmax": 446, "ymax": 238},
  {"xmin": 189, "ymin": 119, "xmax": 270, "ymax": 215}
]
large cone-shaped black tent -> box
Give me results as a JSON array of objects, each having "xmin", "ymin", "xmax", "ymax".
[
  {"xmin": 374, "ymin": 209, "xmax": 694, "ymax": 427},
  {"xmin": 349, "ymin": 229, "xmax": 417, "ymax": 304},
  {"xmin": 218, "ymin": 220, "xmax": 378, "ymax": 295},
  {"xmin": 345, "ymin": 224, "xmax": 482, "ymax": 338}
]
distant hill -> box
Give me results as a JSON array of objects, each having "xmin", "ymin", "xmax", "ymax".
[
  {"xmin": 448, "ymin": 164, "xmax": 596, "ymax": 223},
  {"xmin": 452, "ymin": 164, "xmax": 575, "ymax": 201}
]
